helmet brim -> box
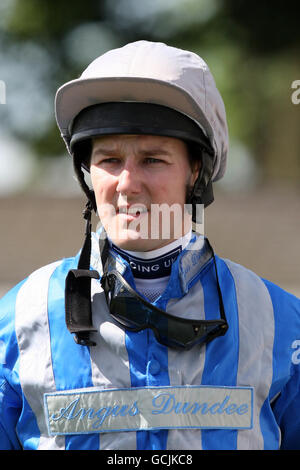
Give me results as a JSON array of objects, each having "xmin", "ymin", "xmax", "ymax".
[
  {"xmin": 69, "ymin": 101, "xmax": 214, "ymax": 156},
  {"xmin": 55, "ymin": 76, "xmax": 215, "ymax": 150}
]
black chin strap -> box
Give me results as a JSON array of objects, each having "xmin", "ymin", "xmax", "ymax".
[
  {"xmin": 65, "ymin": 200, "xmax": 99, "ymax": 346},
  {"xmin": 188, "ymin": 149, "xmax": 214, "ymax": 222}
]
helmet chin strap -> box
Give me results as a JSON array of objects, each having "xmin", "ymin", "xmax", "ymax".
[
  {"xmin": 65, "ymin": 197, "xmax": 100, "ymax": 346},
  {"xmin": 73, "ymin": 154, "xmax": 97, "ymax": 212},
  {"xmin": 186, "ymin": 149, "xmax": 214, "ymax": 222}
]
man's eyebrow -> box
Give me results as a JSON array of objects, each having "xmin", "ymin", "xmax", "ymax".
[
  {"xmin": 139, "ymin": 148, "xmax": 171, "ymax": 156},
  {"xmin": 92, "ymin": 147, "xmax": 171, "ymax": 156}
]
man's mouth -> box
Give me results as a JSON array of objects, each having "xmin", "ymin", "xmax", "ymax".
[{"xmin": 118, "ymin": 206, "xmax": 148, "ymax": 216}]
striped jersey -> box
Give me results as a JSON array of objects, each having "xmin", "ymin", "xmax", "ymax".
[{"xmin": 0, "ymin": 232, "xmax": 300, "ymax": 450}]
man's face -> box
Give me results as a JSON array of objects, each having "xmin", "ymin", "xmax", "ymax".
[{"xmin": 90, "ymin": 134, "xmax": 199, "ymax": 251}]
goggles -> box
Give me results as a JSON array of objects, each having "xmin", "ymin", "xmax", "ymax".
[
  {"xmin": 101, "ymin": 249, "xmax": 228, "ymax": 351},
  {"xmin": 65, "ymin": 205, "xmax": 228, "ymax": 350}
]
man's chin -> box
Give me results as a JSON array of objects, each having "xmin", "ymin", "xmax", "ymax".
[{"xmin": 107, "ymin": 229, "xmax": 174, "ymax": 252}]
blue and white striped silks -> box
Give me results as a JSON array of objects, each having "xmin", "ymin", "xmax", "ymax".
[{"xmin": 0, "ymin": 233, "xmax": 300, "ymax": 450}]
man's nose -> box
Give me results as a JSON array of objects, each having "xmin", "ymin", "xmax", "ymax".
[{"xmin": 116, "ymin": 164, "xmax": 142, "ymax": 194}]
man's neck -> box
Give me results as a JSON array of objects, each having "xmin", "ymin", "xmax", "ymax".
[{"xmin": 109, "ymin": 231, "xmax": 192, "ymax": 280}]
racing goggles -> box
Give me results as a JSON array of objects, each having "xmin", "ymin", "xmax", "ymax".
[{"xmin": 101, "ymin": 264, "xmax": 228, "ymax": 351}]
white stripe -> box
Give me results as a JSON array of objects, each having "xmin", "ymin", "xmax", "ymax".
[
  {"xmin": 166, "ymin": 278, "xmax": 206, "ymax": 450},
  {"xmin": 15, "ymin": 261, "xmax": 65, "ymax": 450},
  {"xmin": 89, "ymin": 278, "xmax": 136, "ymax": 449},
  {"xmin": 224, "ymin": 260, "xmax": 275, "ymax": 450}
]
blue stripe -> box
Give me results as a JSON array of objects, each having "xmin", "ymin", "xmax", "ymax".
[
  {"xmin": 125, "ymin": 271, "xmax": 170, "ymax": 450},
  {"xmin": 262, "ymin": 279, "xmax": 300, "ymax": 396},
  {"xmin": 200, "ymin": 257, "xmax": 239, "ymax": 450},
  {"xmin": 47, "ymin": 258, "xmax": 99, "ymax": 450},
  {"xmin": 125, "ymin": 328, "xmax": 149, "ymax": 449},
  {"xmin": 261, "ymin": 279, "xmax": 300, "ymax": 449},
  {"xmin": 125, "ymin": 330, "xmax": 170, "ymax": 450},
  {"xmin": 259, "ymin": 399, "xmax": 280, "ymax": 449}
]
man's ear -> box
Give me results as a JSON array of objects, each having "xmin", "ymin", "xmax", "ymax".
[{"xmin": 190, "ymin": 160, "xmax": 201, "ymax": 186}]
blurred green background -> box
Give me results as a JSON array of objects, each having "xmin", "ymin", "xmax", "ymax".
[{"xmin": 0, "ymin": 0, "xmax": 299, "ymax": 296}]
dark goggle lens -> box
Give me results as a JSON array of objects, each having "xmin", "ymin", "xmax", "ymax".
[{"xmin": 103, "ymin": 271, "xmax": 228, "ymax": 350}]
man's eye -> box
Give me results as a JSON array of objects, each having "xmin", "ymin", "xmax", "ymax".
[
  {"xmin": 100, "ymin": 157, "xmax": 119, "ymax": 164},
  {"xmin": 144, "ymin": 157, "xmax": 163, "ymax": 164}
]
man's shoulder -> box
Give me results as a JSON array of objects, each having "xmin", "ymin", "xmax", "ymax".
[
  {"xmin": 0, "ymin": 256, "xmax": 80, "ymax": 355},
  {"xmin": 27, "ymin": 256, "xmax": 79, "ymax": 281},
  {"xmin": 219, "ymin": 256, "xmax": 300, "ymax": 309},
  {"xmin": 0, "ymin": 256, "xmax": 78, "ymax": 310}
]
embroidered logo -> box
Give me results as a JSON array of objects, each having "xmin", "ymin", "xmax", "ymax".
[
  {"xmin": 44, "ymin": 385, "xmax": 253, "ymax": 436},
  {"xmin": 112, "ymin": 244, "xmax": 181, "ymax": 279}
]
